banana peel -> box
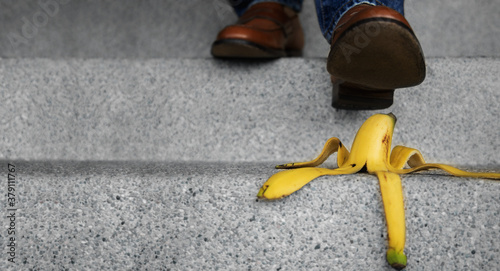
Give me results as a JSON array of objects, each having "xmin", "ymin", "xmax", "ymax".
[{"xmin": 257, "ymin": 113, "xmax": 500, "ymax": 270}]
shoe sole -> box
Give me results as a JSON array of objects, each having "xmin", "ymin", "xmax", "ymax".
[
  {"xmin": 328, "ymin": 18, "xmax": 426, "ymax": 89},
  {"xmin": 211, "ymin": 39, "xmax": 302, "ymax": 58},
  {"xmin": 328, "ymin": 18, "xmax": 425, "ymax": 109}
]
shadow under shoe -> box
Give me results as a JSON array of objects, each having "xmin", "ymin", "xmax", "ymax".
[{"xmin": 211, "ymin": 39, "xmax": 302, "ymax": 58}]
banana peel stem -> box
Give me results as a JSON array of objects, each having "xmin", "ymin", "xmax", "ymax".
[{"xmin": 387, "ymin": 248, "xmax": 407, "ymax": 270}]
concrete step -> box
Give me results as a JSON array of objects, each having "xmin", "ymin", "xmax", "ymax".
[
  {"xmin": 2, "ymin": 160, "xmax": 499, "ymax": 270},
  {"xmin": 0, "ymin": 0, "xmax": 499, "ymax": 58},
  {"xmin": 1, "ymin": 57, "xmax": 499, "ymax": 166}
]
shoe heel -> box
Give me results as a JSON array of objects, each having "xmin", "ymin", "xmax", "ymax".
[{"xmin": 332, "ymin": 81, "xmax": 394, "ymax": 110}]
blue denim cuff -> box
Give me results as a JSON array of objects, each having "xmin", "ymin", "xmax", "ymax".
[
  {"xmin": 232, "ymin": 0, "xmax": 303, "ymax": 16},
  {"xmin": 316, "ymin": 0, "xmax": 405, "ymax": 43}
]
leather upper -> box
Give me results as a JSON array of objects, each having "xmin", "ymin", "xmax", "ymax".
[{"xmin": 215, "ymin": 2, "xmax": 304, "ymax": 51}]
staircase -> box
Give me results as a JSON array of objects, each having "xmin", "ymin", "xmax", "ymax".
[{"xmin": 1, "ymin": 1, "xmax": 499, "ymax": 270}]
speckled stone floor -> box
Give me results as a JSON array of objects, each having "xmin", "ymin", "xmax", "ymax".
[
  {"xmin": 2, "ymin": 160, "xmax": 499, "ymax": 270},
  {"xmin": 1, "ymin": 0, "xmax": 498, "ymax": 58},
  {"xmin": 1, "ymin": 56, "xmax": 499, "ymax": 270},
  {"xmin": 1, "ymin": 1, "xmax": 499, "ymax": 270},
  {"xmin": 1, "ymin": 58, "xmax": 499, "ymax": 165}
]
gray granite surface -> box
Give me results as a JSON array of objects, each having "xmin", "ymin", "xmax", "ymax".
[
  {"xmin": 1, "ymin": 57, "xmax": 499, "ymax": 166},
  {"xmin": 0, "ymin": 0, "xmax": 499, "ymax": 58},
  {"xmin": 1, "ymin": 3, "xmax": 499, "ymax": 268},
  {"xmin": 0, "ymin": 160, "xmax": 498, "ymax": 270}
]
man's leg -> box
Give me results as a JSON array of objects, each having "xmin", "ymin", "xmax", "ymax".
[
  {"xmin": 231, "ymin": 0, "xmax": 303, "ymax": 16},
  {"xmin": 315, "ymin": 0, "xmax": 425, "ymax": 109},
  {"xmin": 211, "ymin": 1, "xmax": 305, "ymax": 58}
]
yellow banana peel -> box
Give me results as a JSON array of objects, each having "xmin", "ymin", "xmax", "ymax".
[{"xmin": 257, "ymin": 113, "xmax": 500, "ymax": 270}]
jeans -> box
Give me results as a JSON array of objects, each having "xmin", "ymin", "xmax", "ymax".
[{"xmin": 229, "ymin": 0, "xmax": 405, "ymax": 43}]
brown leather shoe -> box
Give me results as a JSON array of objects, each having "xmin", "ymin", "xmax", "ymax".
[
  {"xmin": 211, "ymin": 2, "xmax": 304, "ymax": 58},
  {"xmin": 327, "ymin": 4, "xmax": 426, "ymax": 110}
]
